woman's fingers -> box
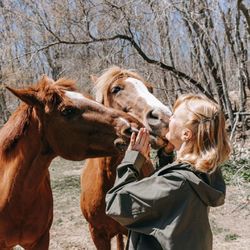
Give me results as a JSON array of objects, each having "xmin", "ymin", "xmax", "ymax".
[
  {"xmin": 135, "ymin": 128, "xmax": 144, "ymax": 145},
  {"xmin": 128, "ymin": 132, "xmax": 136, "ymax": 150},
  {"xmin": 136, "ymin": 128, "xmax": 149, "ymax": 155},
  {"xmin": 145, "ymin": 143, "xmax": 151, "ymax": 159},
  {"xmin": 139, "ymin": 129, "xmax": 148, "ymax": 147},
  {"xmin": 128, "ymin": 128, "xmax": 150, "ymax": 159}
]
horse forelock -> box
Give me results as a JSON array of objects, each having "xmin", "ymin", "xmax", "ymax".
[
  {"xmin": 54, "ymin": 78, "xmax": 77, "ymax": 91},
  {"xmin": 36, "ymin": 78, "xmax": 78, "ymax": 107},
  {"xmin": 93, "ymin": 66, "xmax": 146, "ymax": 103}
]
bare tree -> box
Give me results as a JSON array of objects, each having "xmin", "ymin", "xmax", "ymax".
[{"xmin": 0, "ymin": 0, "xmax": 249, "ymax": 133}]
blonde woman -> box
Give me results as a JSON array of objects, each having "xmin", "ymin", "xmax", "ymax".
[{"xmin": 105, "ymin": 94, "xmax": 231, "ymax": 250}]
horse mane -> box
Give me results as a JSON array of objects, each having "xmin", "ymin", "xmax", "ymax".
[
  {"xmin": 93, "ymin": 66, "xmax": 152, "ymax": 103},
  {"xmin": 0, "ymin": 77, "xmax": 77, "ymax": 158},
  {"xmin": 0, "ymin": 104, "xmax": 33, "ymax": 157}
]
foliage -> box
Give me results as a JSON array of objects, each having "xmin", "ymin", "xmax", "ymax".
[
  {"xmin": 224, "ymin": 233, "xmax": 240, "ymax": 242},
  {"xmin": 221, "ymin": 158, "xmax": 250, "ymax": 183}
]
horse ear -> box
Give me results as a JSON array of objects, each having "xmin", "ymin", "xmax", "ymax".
[
  {"xmin": 6, "ymin": 86, "xmax": 42, "ymax": 107},
  {"xmin": 90, "ymin": 75, "xmax": 98, "ymax": 84}
]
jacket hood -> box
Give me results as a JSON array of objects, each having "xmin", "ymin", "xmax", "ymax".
[
  {"xmin": 186, "ymin": 166, "xmax": 226, "ymax": 207},
  {"xmin": 158, "ymin": 163, "xmax": 226, "ymax": 207}
]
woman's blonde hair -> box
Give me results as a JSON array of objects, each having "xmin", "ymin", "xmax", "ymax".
[{"xmin": 174, "ymin": 94, "xmax": 231, "ymax": 173}]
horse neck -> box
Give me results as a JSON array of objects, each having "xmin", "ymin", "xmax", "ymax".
[
  {"xmin": 96, "ymin": 96, "xmax": 126, "ymax": 178},
  {"xmin": 97, "ymin": 154, "xmax": 124, "ymax": 183},
  {"xmin": 0, "ymin": 107, "xmax": 55, "ymax": 208}
]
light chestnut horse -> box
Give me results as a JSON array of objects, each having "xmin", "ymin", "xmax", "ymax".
[
  {"xmin": 0, "ymin": 76, "xmax": 141, "ymax": 250},
  {"xmin": 81, "ymin": 67, "xmax": 172, "ymax": 250}
]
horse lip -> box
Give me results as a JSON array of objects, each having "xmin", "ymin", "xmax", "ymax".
[{"xmin": 149, "ymin": 133, "xmax": 169, "ymax": 149}]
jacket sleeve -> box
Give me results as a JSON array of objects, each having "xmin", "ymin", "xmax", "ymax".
[{"xmin": 105, "ymin": 150, "xmax": 186, "ymax": 229}]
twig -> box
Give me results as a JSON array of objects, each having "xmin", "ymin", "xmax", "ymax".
[{"xmin": 230, "ymin": 113, "xmax": 240, "ymax": 140}]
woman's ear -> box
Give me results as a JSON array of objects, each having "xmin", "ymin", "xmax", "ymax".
[{"xmin": 181, "ymin": 128, "xmax": 193, "ymax": 141}]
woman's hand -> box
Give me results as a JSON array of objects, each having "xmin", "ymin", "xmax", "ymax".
[{"xmin": 127, "ymin": 128, "xmax": 150, "ymax": 159}]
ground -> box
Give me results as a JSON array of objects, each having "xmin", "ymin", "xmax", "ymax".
[{"xmin": 14, "ymin": 157, "xmax": 249, "ymax": 250}]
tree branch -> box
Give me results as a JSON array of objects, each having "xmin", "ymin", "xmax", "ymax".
[
  {"xmin": 17, "ymin": 30, "xmax": 214, "ymax": 99},
  {"xmin": 238, "ymin": 0, "xmax": 250, "ymax": 35},
  {"xmin": 94, "ymin": 34, "xmax": 213, "ymax": 99}
]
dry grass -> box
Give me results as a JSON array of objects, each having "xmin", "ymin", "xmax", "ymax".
[
  {"xmin": 13, "ymin": 156, "xmax": 250, "ymax": 250},
  {"xmin": 47, "ymin": 157, "xmax": 249, "ymax": 250}
]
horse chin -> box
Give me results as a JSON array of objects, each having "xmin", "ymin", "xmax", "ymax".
[
  {"xmin": 149, "ymin": 135, "xmax": 168, "ymax": 150},
  {"xmin": 114, "ymin": 138, "xmax": 129, "ymax": 152}
]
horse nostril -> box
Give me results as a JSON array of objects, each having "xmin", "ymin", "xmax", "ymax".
[
  {"xmin": 148, "ymin": 110, "xmax": 160, "ymax": 120},
  {"xmin": 146, "ymin": 109, "xmax": 161, "ymax": 126}
]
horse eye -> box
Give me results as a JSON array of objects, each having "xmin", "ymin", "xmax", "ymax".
[
  {"xmin": 111, "ymin": 86, "xmax": 122, "ymax": 94},
  {"xmin": 61, "ymin": 107, "xmax": 77, "ymax": 117}
]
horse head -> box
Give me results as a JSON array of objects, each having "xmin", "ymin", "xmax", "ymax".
[
  {"xmin": 92, "ymin": 66, "xmax": 172, "ymax": 149},
  {"xmin": 6, "ymin": 75, "xmax": 141, "ymax": 160}
]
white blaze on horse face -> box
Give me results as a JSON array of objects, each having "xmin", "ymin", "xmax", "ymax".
[
  {"xmin": 65, "ymin": 90, "xmax": 132, "ymax": 132},
  {"xmin": 65, "ymin": 91, "xmax": 108, "ymax": 109},
  {"xmin": 65, "ymin": 91, "xmax": 86, "ymax": 101},
  {"xmin": 125, "ymin": 78, "xmax": 172, "ymax": 115}
]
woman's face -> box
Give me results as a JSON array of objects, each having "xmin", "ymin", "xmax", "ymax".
[{"xmin": 165, "ymin": 103, "xmax": 191, "ymax": 150}]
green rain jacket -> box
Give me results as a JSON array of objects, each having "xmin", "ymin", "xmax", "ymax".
[{"xmin": 105, "ymin": 150, "xmax": 226, "ymax": 250}]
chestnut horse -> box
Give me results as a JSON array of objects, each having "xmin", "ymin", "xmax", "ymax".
[
  {"xmin": 0, "ymin": 76, "xmax": 141, "ymax": 250},
  {"xmin": 80, "ymin": 67, "xmax": 172, "ymax": 250}
]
